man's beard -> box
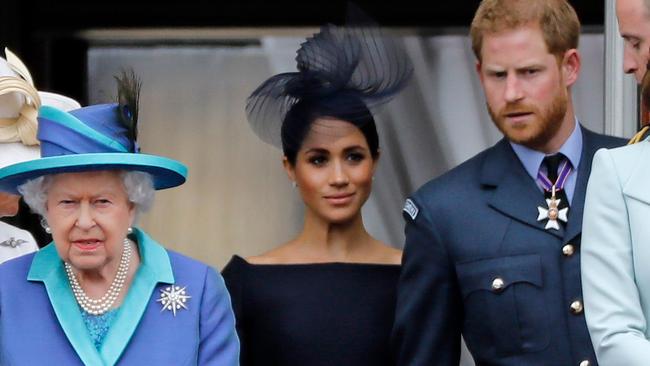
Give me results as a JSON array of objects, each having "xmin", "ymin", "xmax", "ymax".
[{"xmin": 488, "ymin": 89, "xmax": 568, "ymax": 151}]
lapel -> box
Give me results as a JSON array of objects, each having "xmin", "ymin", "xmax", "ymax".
[
  {"xmin": 100, "ymin": 228, "xmax": 175, "ymax": 366},
  {"xmin": 623, "ymin": 140, "xmax": 650, "ymax": 205},
  {"xmin": 563, "ymin": 128, "xmax": 604, "ymax": 241},
  {"xmin": 481, "ymin": 139, "xmax": 563, "ymax": 239},
  {"xmin": 28, "ymin": 244, "xmax": 104, "ymax": 366},
  {"xmin": 27, "ymin": 229, "xmax": 175, "ymax": 366}
]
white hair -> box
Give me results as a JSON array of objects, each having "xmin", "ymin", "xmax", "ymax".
[{"xmin": 18, "ymin": 170, "xmax": 155, "ymax": 224}]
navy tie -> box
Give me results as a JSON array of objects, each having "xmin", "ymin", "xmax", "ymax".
[{"xmin": 542, "ymin": 153, "xmax": 570, "ymax": 209}]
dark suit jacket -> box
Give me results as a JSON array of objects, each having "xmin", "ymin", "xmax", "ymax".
[{"xmin": 392, "ymin": 127, "xmax": 625, "ymax": 365}]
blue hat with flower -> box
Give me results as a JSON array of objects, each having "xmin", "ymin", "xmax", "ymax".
[{"xmin": 0, "ymin": 72, "xmax": 187, "ymax": 194}]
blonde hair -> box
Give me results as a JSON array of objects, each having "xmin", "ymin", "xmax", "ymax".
[{"xmin": 470, "ymin": 0, "xmax": 580, "ymax": 61}]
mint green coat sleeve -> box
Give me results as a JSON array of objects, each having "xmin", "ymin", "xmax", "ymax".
[{"xmin": 582, "ymin": 143, "xmax": 650, "ymax": 365}]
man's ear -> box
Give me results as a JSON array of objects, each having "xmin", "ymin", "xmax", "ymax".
[
  {"xmin": 476, "ymin": 60, "xmax": 485, "ymax": 84},
  {"xmin": 561, "ymin": 49, "xmax": 581, "ymax": 87}
]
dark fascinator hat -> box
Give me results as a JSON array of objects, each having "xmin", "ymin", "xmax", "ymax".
[
  {"xmin": 245, "ymin": 8, "xmax": 413, "ymax": 152},
  {"xmin": 0, "ymin": 71, "xmax": 187, "ymax": 194}
]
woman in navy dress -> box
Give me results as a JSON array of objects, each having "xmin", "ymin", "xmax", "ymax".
[{"xmin": 222, "ymin": 21, "xmax": 412, "ymax": 366}]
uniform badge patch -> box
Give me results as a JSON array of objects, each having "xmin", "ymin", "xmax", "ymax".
[
  {"xmin": 0, "ymin": 237, "xmax": 26, "ymax": 248},
  {"xmin": 403, "ymin": 198, "xmax": 419, "ymax": 220}
]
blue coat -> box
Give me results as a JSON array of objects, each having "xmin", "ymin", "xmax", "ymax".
[
  {"xmin": 0, "ymin": 228, "xmax": 239, "ymax": 365},
  {"xmin": 581, "ymin": 139, "xmax": 650, "ymax": 365},
  {"xmin": 392, "ymin": 128, "xmax": 624, "ymax": 365}
]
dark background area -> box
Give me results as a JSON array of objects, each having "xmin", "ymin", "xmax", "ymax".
[
  {"xmin": 0, "ymin": 0, "xmax": 605, "ymax": 105},
  {"xmin": 0, "ymin": 0, "xmax": 605, "ymax": 246}
]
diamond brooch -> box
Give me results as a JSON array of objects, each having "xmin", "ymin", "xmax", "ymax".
[{"xmin": 157, "ymin": 285, "xmax": 191, "ymax": 316}]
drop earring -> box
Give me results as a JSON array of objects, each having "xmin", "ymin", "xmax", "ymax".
[
  {"xmin": 127, "ymin": 227, "xmax": 133, "ymax": 235},
  {"xmin": 292, "ymin": 181, "xmax": 297, "ymax": 188},
  {"xmin": 41, "ymin": 218, "xmax": 52, "ymax": 234}
]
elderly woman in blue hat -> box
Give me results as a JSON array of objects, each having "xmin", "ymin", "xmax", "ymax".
[{"xmin": 0, "ymin": 73, "xmax": 239, "ymax": 365}]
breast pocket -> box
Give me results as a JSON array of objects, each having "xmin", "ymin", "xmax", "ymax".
[{"xmin": 456, "ymin": 254, "xmax": 549, "ymax": 357}]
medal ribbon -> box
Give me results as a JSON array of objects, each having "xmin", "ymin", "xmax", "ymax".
[{"xmin": 536, "ymin": 159, "xmax": 572, "ymax": 192}]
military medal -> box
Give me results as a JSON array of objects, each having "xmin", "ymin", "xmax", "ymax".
[
  {"xmin": 536, "ymin": 158, "xmax": 572, "ymax": 231},
  {"xmin": 157, "ymin": 285, "xmax": 191, "ymax": 316},
  {"xmin": 537, "ymin": 186, "xmax": 569, "ymax": 230}
]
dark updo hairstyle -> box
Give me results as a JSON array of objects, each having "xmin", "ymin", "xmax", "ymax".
[{"xmin": 281, "ymin": 91, "xmax": 379, "ymax": 165}]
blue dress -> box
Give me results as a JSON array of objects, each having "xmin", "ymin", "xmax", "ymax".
[
  {"xmin": 0, "ymin": 228, "xmax": 239, "ymax": 365},
  {"xmin": 222, "ymin": 255, "xmax": 400, "ymax": 366},
  {"xmin": 81, "ymin": 307, "xmax": 120, "ymax": 349}
]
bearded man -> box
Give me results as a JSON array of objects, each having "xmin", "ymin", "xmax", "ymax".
[{"xmin": 392, "ymin": 1, "xmax": 626, "ymax": 365}]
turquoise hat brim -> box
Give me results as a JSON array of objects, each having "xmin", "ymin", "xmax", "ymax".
[{"xmin": 0, "ymin": 153, "xmax": 188, "ymax": 195}]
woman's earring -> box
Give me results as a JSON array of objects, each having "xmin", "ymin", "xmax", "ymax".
[
  {"xmin": 292, "ymin": 181, "xmax": 297, "ymax": 188},
  {"xmin": 41, "ymin": 218, "xmax": 52, "ymax": 234},
  {"xmin": 127, "ymin": 227, "xmax": 133, "ymax": 235}
]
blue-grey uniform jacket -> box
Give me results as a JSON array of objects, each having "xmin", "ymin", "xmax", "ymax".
[{"xmin": 392, "ymin": 127, "xmax": 624, "ymax": 365}]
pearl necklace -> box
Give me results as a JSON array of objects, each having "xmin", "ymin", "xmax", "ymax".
[{"xmin": 65, "ymin": 238, "xmax": 132, "ymax": 316}]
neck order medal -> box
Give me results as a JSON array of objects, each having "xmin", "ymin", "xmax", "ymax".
[{"xmin": 537, "ymin": 186, "xmax": 568, "ymax": 230}]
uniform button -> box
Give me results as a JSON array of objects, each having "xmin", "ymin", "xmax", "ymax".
[
  {"xmin": 570, "ymin": 300, "xmax": 584, "ymax": 315},
  {"xmin": 491, "ymin": 277, "xmax": 505, "ymax": 292},
  {"xmin": 579, "ymin": 360, "xmax": 590, "ymax": 366},
  {"xmin": 562, "ymin": 244, "xmax": 575, "ymax": 256}
]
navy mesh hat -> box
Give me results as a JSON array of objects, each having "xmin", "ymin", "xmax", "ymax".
[{"xmin": 245, "ymin": 15, "xmax": 413, "ymax": 151}]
